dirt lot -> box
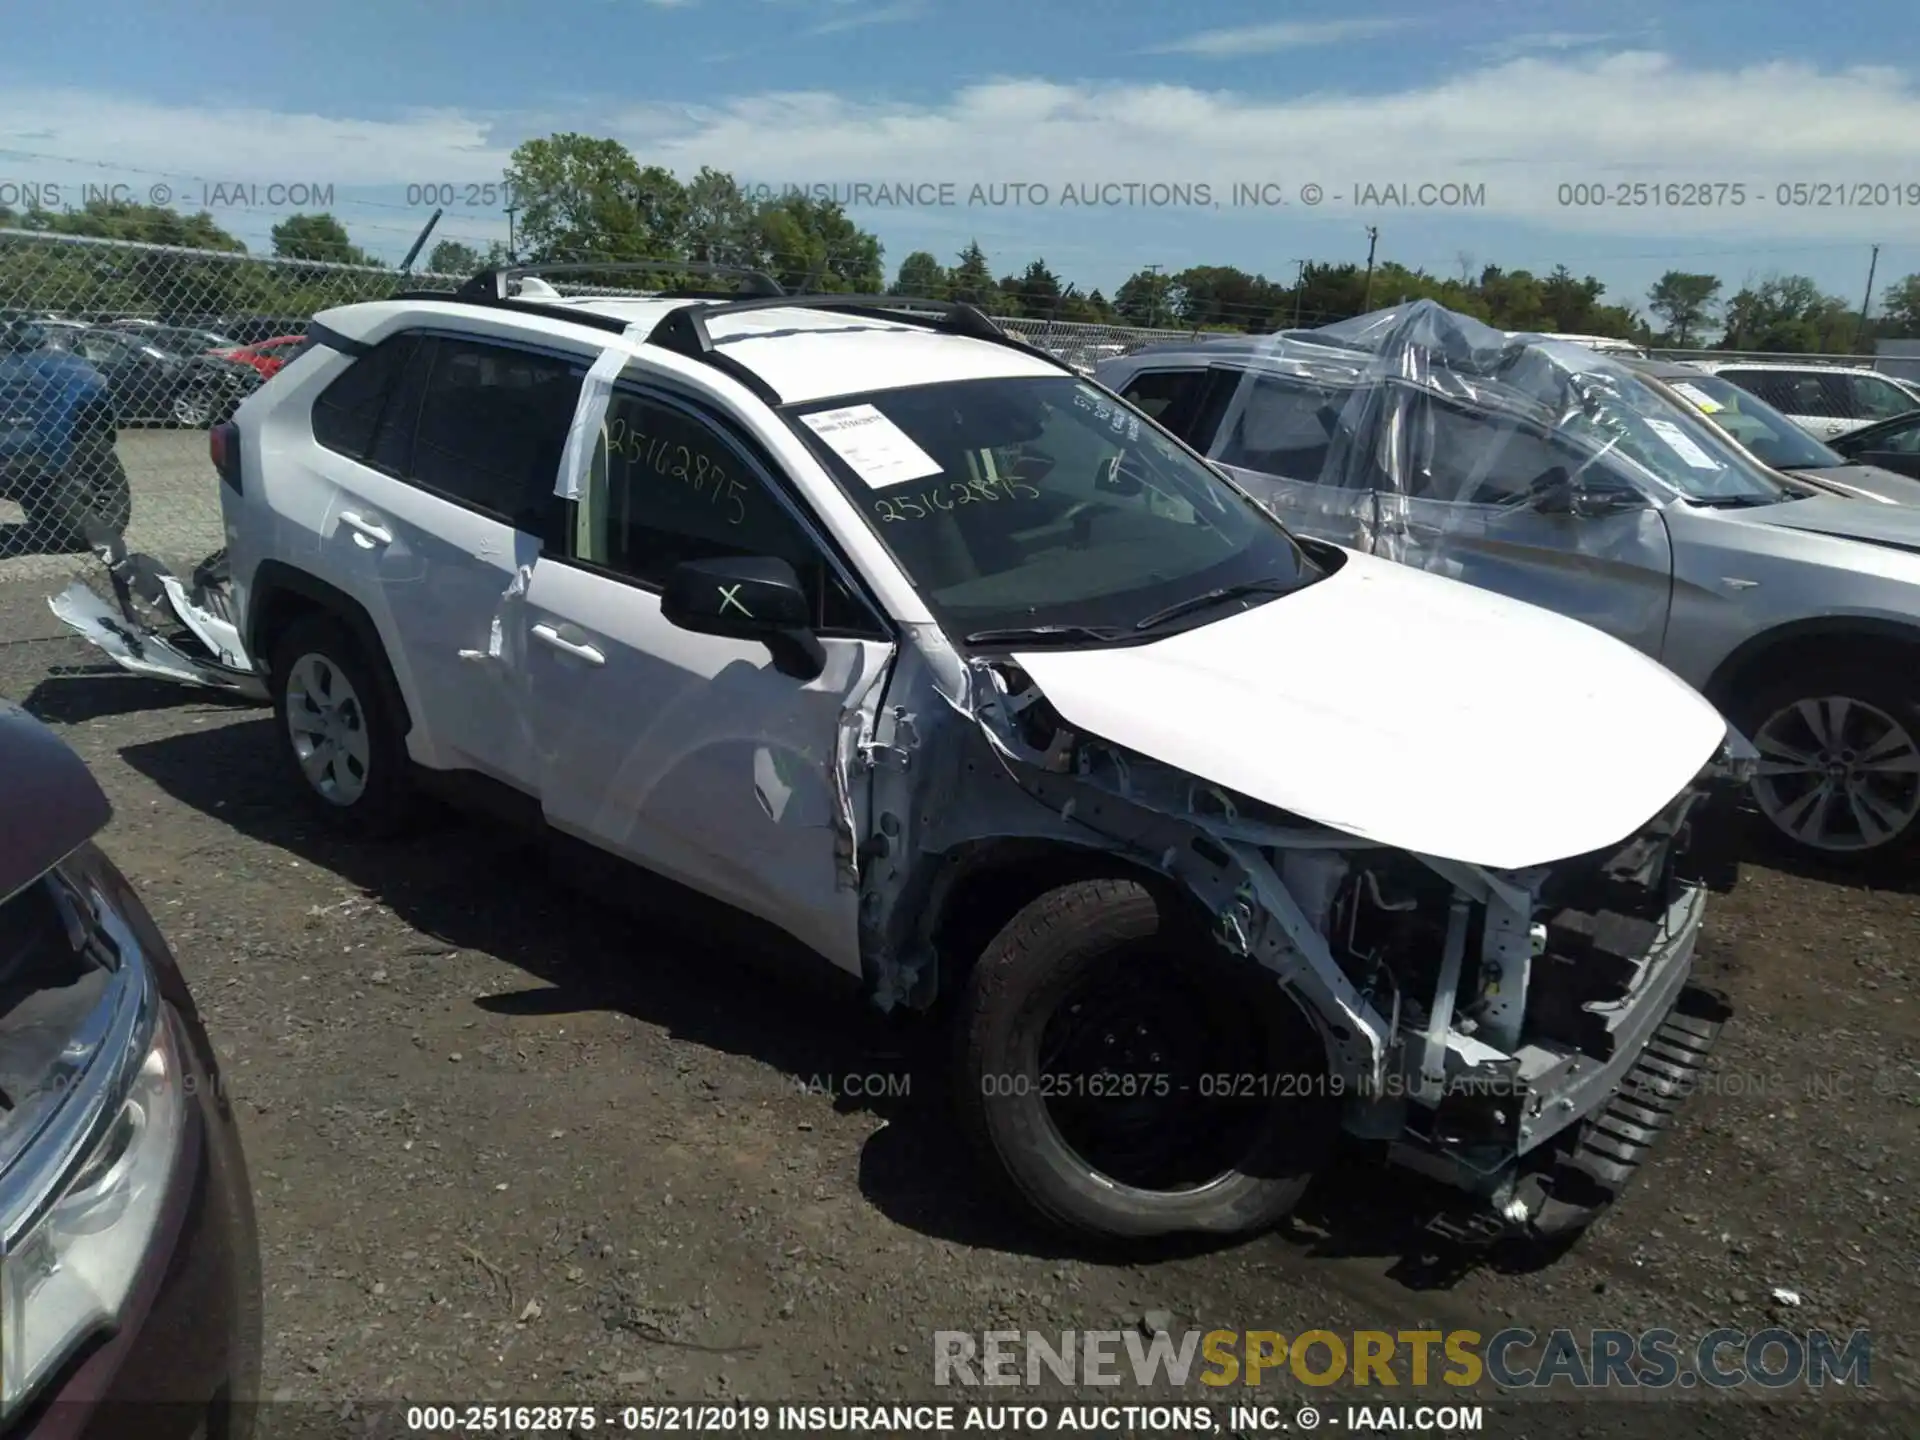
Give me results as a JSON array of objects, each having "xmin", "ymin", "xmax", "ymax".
[{"xmin": 1, "ymin": 572, "xmax": 1917, "ymax": 1439}]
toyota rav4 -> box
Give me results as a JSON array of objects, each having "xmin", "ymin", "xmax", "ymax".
[{"xmin": 77, "ymin": 265, "xmax": 1754, "ymax": 1249}]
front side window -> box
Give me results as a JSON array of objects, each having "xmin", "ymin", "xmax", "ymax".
[
  {"xmin": 1212, "ymin": 373, "xmax": 1349, "ymax": 482},
  {"xmin": 784, "ymin": 375, "xmax": 1323, "ymax": 640},
  {"xmin": 576, "ymin": 390, "xmax": 875, "ymax": 632}
]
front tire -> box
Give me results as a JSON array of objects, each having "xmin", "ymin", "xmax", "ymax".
[
  {"xmin": 267, "ymin": 614, "xmax": 415, "ymax": 838},
  {"xmin": 954, "ymin": 878, "xmax": 1338, "ymax": 1242},
  {"xmin": 1732, "ymin": 658, "xmax": 1920, "ymax": 866}
]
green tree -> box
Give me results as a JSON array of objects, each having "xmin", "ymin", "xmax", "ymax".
[
  {"xmin": 271, "ymin": 213, "xmax": 372, "ymax": 265},
  {"xmin": 1113, "ymin": 267, "xmax": 1177, "ymax": 327},
  {"xmin": 999, "ymin": 259, "xmax": 1063, "ymax": 317},
  {"xmin": 1877, "ymin": 274, "xmax": 1920, "ymax": 338},
  {"xmin": 890, "ymin": 250, "xmax": 948, "ymax": 298},
  {"xmin": 679, "ymin": 166, "xmax": 759, "ymax": 266},
  {"xmin": 426, "ymin": 239, "xmax": 483, "ymax": 275},
  {"xmin": 1647, "ymin": 271, "xmax": 1722, "ymax": 347},
  {"xmin": 1170, "ymin": 265, "xmax": 1286, "ymax": 329},
  {"xmin": 947, "ymin": 241, "xmax": 996, "ymax": 307},
  {"xmin": 1720, "ymin": 275, "xmax": 1855, "ymax": 352},
  {"xmin": 750, "ymin": 192, "xmax": 882, "ymax": 292},
  {"xmin": 503, "ymin": 134, "xmax": 685, "ymax": 263}
]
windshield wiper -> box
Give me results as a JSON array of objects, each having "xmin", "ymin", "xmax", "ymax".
[
  {"xmin": 1132, "ymin": 578, "xmax": 1297, "ymax": 632},
  {"xmin": 1689, "ymin": 494, "xmax": 1783, "ymax": 509},
  {"xmin": 962, "ymin": 624, "xmax": 1130, "ymax": 647}
]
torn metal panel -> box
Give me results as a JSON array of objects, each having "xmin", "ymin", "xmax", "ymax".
[{"xmin": 49, "ymin": 579, "xmax": 266, "ymax": 700}]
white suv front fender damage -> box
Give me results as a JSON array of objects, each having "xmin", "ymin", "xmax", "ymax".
[{"xmin": 847, "ymin": 625, "xmax": 1753, "ymax": 1214}]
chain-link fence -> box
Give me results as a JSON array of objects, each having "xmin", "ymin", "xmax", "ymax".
[{"xmin": 0, "ymin": 229, "xmax": 1203, "ymax": 586}]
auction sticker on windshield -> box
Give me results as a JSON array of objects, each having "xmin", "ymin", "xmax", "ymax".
[
  {"xmin": 1644, "ymin": 416, "xmax": 1723, "ymax": 470},
  {"xmin": 1668, "ymin": 381, "xmax": 1723, "ymax": 413},
  {"xmin": 801, "ymin": 404, "xmax": 943, "ymax": 488}
]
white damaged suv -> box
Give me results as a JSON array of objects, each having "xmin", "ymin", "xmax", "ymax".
[{"xmin": 185, "ymin": 265, "xmax": 1754, "ymax": 1246}]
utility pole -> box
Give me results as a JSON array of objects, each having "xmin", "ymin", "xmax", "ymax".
[
  {"xmin": 1291, "ymin": 259, "xmax": 1307, "ymax": 327},
  {"xmin": 1361, "ymin": 226, "xmax": 1379, "ymax": 311},
  {"xmin": 1857, "ymin": 243, "xmax": 1881, "ymax": 353},
  {"xmin": 1144, "ymin": 262, "xmax": 1163, "ymax": 328}
]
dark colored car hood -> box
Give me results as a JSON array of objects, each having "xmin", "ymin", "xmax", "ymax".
[
  {"xmin": 0, "ymin": 701, "xmax": 110, "ymax": 900},
  {"xmin": 1784, "ymin": 463, "xmax": 1920, "ymax": 507},
  {"xmin": 1746, "ymin": 494, "xmax": 1920, "ymax": 551}
]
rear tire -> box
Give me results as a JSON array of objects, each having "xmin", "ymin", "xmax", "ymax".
[
  {"xmin": 953, "ymin": 877, "xmax": 1338, "ymax": 1242},
  {"xmin": 1729, "ymin": 658, "xmax": 1920, "ymax": 868},
  {"xmin": 267, "ymin": 613, "xmax": 415, "ymax": 839}
]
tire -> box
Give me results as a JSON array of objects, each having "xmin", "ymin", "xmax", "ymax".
[
  {"xmin": 267, "ymin": 613, "xmax": 415, "ymax": 838},
  {"xmin": 170, "ymin": 386, "xmax": 215, "ymax": 428},
  {"xmin": 953, "ymin": 877, "xmax": 1338, "ymax": 1242},
  {"xmin": 23, "ymin": 429, "xmax": 132, "ymax": 546},
  {"xmin": 1729, "ymin": 657, "xmax": 1920, "ymax": 867}
]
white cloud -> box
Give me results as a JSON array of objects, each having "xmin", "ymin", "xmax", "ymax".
[
  {"xmin": 3, "ymin": 51, "xmax": 1919, "ymax": 250},
  {"xmin": 811, "ymin": 0, "xmax": 928, "ymax": 34},
  {"xmin": 1472, "ymin": 29, "xmax": 1648, "ymax": 61},
  {"xmin": 1150, "ymin": 17, "xmax": 1415, "ymax": 57}
]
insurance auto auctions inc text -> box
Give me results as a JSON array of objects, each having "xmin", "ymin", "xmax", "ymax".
[{"xmin": 934, "ymin": 1326, "xmax": 1872, "ymax": 1392}]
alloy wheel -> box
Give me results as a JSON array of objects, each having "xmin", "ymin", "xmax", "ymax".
[
  {"xmin": 1750, "ymin": 694, "xmax": 1920, "ymax": 852},
  {"xmin": 284, "ymin": 652, "xmax": 372, "ymax": 806}
]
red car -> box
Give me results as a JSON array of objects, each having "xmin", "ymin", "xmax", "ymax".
[{"xmin": 213, "ymin": 335, "xmax": 306, "ymax": 380}]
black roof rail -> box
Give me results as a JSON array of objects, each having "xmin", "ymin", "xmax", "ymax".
[
  {"xmin": 456, "ymin": 261, "xmax": 785, "ymax": 301},
  {"xmin": 644, "ymin": 293, "xmax": 1074, "ymax": 385}
]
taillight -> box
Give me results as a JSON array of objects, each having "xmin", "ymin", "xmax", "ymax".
[{"xmin": 210, "ymin": 421, "xmax": 242, "ymax": 495}]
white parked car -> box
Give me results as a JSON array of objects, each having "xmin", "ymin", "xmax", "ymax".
[
  {"xmin": 1691, "ymin": 360, "xmax": 1919, "ymax": 441},
  {"xmin": 54, "ymin": 265, "xmax": 1751, "ymax": 1250}
]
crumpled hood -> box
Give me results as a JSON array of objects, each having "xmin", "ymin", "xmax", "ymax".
[
  {"xmin": 1782, "ymin": 466, "xmax": 1920, "ymax": 509},
  {"xmin": 1745, "ymin": 494, "xmax": 1920, "ymax": 550},
  {"xmin": 1010, "ymin": 549, "xmax": 1728, "ymax": 870}
]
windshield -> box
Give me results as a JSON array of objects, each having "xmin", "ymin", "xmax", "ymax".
[
  {"xmin": 1549, "ymin": 370, "xmax": 1790, "ymax": 503},
  {"xmin": 1658, "ymin": 372, "xmax": 1845, "ymax": 470},
  {"xmin": 785, "ymin": 375, "xmax": 1324, "ymax": 641}
]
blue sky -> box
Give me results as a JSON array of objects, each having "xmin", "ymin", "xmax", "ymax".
[{"xmin": 3, "ymin": 0, "xmax": 1919, "ymax": 323}]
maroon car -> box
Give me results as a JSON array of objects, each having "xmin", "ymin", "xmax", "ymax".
[{"xmin": 0, "ymin": 701, "xmax": 260, "ymax": 1438}]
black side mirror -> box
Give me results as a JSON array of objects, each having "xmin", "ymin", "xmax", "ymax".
[
  {"xmin": 660, "ymin": 555, "xmax": 824, "ymax": 680},
  {"xmin": 1527, "ymin": 467, "xmax": 1576, "ymax": 513}
]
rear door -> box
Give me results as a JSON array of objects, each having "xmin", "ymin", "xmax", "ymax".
[
  {"xmin": 519, "ymin": 382, "xmax": 893, "ymax": 972},
  {"xmin": 302, "ymin": 330, "xmax": 583, "ymax": 788},
  {"xmin": 1203, "ymin": 367, "xmax": 1375, "ymax": 549}
]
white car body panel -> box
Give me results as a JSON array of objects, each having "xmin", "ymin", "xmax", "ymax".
[
  {"xmin": 1012, "ymin": 548, "xmax": 1727, "ymax": 870},
  {"xmin": 521, "ymin": 557, "xmax": 890, "ymax": 973}
]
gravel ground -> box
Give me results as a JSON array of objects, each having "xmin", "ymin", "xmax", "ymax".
[{"xmin": 1, "ymin": 570, "xmax": 1917, "ymax": 1439}]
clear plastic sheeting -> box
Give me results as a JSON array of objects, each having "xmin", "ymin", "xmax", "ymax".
[{"xmin": 1200, "ymin": 299, "xmax": 1794, "ymax": 653}]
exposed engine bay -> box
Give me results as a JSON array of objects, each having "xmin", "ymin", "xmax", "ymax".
[{"xmin": 857, "ymin": 643, "xmax": 1752, "ymax": 1237}]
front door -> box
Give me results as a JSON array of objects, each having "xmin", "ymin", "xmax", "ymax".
[
  {"xmin": 1372, "ymin": 397, "xmax": 1676, "ymax": 660},
  {"xmin": 520, "ymin": 382, "xmax": 892, "ymax": 973}
]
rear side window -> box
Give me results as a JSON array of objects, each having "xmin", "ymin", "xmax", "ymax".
[
  {"xmin": 312, "ymin": 334, "xmax": 419, "ymax": 459},
  {"xmin": 408, "ymin": 339, "xmax": 584, "ymax": 529},
  {"xmin": 1119, "ymin": 369, "xmax": 1209, "ymax": 434},
  {"xmin": 1213, "ymin": 374, "xmax": 1346, "ymax": 481}
]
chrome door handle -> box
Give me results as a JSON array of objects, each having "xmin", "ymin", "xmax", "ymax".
[
  {"xmin": 339, "ymin": 511, "xmax": 392, "ymax": 545},
  {"xmin": 531, "ymin": 623, "xmax": 605, "ymax": 666}
]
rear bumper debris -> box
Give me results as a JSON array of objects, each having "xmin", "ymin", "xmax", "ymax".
[{"xmin": 48, "ymin": 545, "xmax": 265, "ymax": 702}]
